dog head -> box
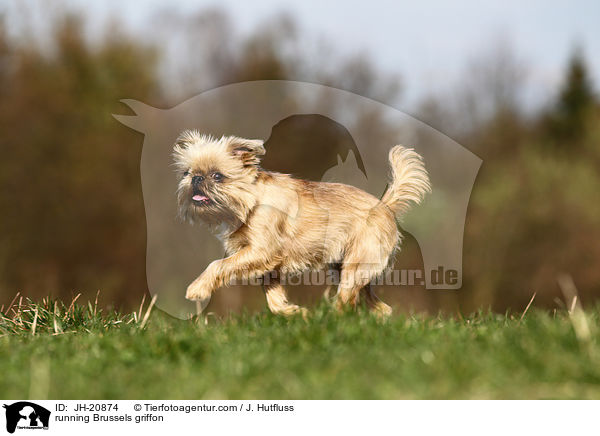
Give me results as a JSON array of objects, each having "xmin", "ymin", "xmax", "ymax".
[{"xmin": 173, "ymin": 131, "xmax": 265, "ymax": 226}]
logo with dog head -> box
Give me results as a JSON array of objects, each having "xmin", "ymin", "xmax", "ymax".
[{"xmin": 2, "ymin": 402, "xmax": 50, "ymax": 433}]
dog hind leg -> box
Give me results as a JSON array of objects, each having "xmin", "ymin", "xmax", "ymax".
[
  {"xmin": 263, "ymin": 276, "xmax": 307, "ymax": 317},
  {"xmin": 322, "ymin": 263, "xmax": 342, "ymax": 301},
  {"xmin": 361, "ymin": 284, "xmax": 392, "ymax": 317},
  {"xmin": 336, "ymin": 229, "xmax": 393, "ymax": 312}
]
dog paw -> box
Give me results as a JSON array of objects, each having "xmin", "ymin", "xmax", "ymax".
[
  {"xmin": 186, "ymin": 283, "xmax": 212, "ymax": 315},
  {"xmin": 371, "ymin": 301, "xmax": 393, "ymax": 318},
  {"xmin": 185, "ymin": 279, "xmax": 212, "ymax": 300}
]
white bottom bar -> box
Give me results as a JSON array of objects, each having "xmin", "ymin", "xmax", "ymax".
[{"xmin": 0, "ymin": 400, "xmax": 595, "ymax": 435}]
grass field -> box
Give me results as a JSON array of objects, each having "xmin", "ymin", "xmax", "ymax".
[{"xmin": 1, "ymin": 295, "xmax": 600, "ymax": 399}]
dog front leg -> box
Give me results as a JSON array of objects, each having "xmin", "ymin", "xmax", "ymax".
[{"xmin": 185, "ymin": 248, "xmax": 276, "ymax": 312}]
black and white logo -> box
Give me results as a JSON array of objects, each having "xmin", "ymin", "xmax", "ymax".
[{"xmin": 3, "ymin": 402, "xmax": 50, "ymax": 434}]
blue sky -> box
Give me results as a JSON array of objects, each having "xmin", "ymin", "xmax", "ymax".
[{"xmin": 8, "ymin": 0, "xmax": 600, "ymax": 109}]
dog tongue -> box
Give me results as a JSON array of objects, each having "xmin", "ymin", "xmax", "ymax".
[{"xmin": 193, "ymin": 194, "xmax": 209, "ymax": 202}]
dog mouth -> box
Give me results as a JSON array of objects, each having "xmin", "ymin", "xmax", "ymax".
[{"xmin": 191, "ymin": 190, "xmax": 211, "ymax": 206}]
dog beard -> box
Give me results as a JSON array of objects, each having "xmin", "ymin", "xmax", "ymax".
[{"xmin": 176, "ymin": 179, "xmax": 249, "ymax": 228}]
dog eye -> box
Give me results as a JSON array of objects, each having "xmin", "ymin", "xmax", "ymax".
[
  {"xmin": 183, "ymin": 170, "xmax": 189, "ymax": 177},
  {"xmin": 211, "ymin": 172, "xmax": 224, "ymax": 182}
]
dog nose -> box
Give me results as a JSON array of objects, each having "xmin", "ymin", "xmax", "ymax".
[{"xmin": 192, "ymin": 175, "xmax": 204, "ymax": 185}]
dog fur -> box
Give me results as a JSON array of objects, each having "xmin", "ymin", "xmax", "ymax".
[{"xmin": 173, "ymin": 131, "xmax": 430, "ymax": 316}]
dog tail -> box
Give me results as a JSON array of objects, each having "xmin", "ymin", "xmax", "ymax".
[{"xmin": 381, "ymin": 145, "xmax": 431, "ymax": 218}]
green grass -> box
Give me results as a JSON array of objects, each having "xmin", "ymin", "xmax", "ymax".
[{"xmin": 2, "ymin": 294, "xmax": 600, "ymax": 399}]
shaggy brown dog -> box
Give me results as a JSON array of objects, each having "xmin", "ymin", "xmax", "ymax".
[{"xmin": 173, "ymin": 131, "xmax": 430, "ymax": 316}]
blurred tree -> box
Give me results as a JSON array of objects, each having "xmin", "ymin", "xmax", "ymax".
[
  {"xmin": 418, "ymin": 40, "xmax": 527, "ymax": 160},
  {"xmin": 227, "ymin": 13, "xmax": 296, "ymax": 83},
  {"xmin": 0, "ymin": 13, "xmax": 159, "ymax": 305},
  {"xmin": 154, "ymin": 10, "xmax": 401, "ymax": 107},
  {"xmin": 543, "ymin": 48, "xmax": 596, "ymax": 145},
  {"xmin": 0, "ymin": 15, "xmax": 8, "ymax": 87}
]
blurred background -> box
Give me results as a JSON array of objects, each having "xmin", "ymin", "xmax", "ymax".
[{"xmin": 0, "ymin": 0, "xmax": 599, "ymax": 315}]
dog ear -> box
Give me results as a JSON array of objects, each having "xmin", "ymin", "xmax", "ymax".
[
  {"xmin": 227, "ymin": 137, "xmax": 265, "ymax": 166},
  {"xmin": 173, "ymin": 129, "xmax": 201, "ymax": 151}
]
